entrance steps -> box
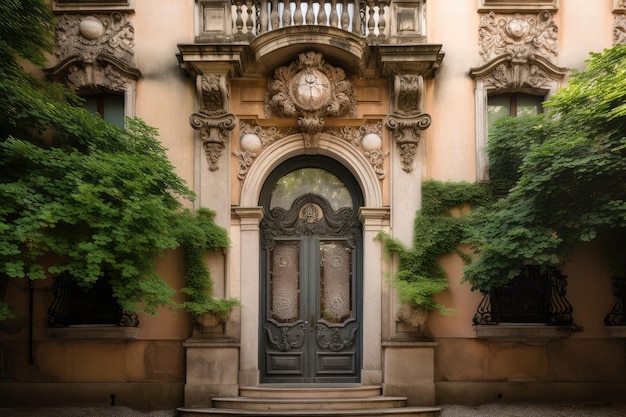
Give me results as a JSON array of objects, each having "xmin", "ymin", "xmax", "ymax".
[{"xmin": 178, "ymin": 385, "xmax": 441, "ymax": 417}]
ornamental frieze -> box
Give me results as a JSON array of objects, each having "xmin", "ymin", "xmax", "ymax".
[
  {"xmin": 55, "ymin": 13, "xmax": 135, "ymax": 64},
  {"xmin": 45, "ymin": 13, "xmax": 139, "ymax": 93},
  {"xmin": 266, "ymin": 51, "xmax": 357, "ymax": 147},
  {"xmin": 235, "ymin": 121, "xmax": 386, "ymax": 180},
  {"xmin": 478, "ymin": 11, "xmax": 558, "ymax": 63}
]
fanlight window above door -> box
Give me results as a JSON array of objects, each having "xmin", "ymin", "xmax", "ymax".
[{"xmin": 269, "ymin": 168, "xmax": 353, "ymax": 211}]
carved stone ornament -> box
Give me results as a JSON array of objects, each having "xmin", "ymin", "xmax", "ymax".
[
  {"xmin": 478, "ymin": 12, "xmax": 559, "ymax": 63},
  {"xmin": 469, "ymin": 54, "xmax": 567, "ymax": 91},
  {"xmin": 385, "ymin": 74, "xmax": 431, "ymax": 173},
  {"xmin": 235, "ymin": 121, "xmax": 387, "ymax": 180},
  {"xmin": 44, "ymin": 13, "xmax": 139, "ymax": 92},
  {"xmin": 615, "ymin": 14, "xmax": 626, "ymax": 45},
  {"xmin": 266, "ymin": 51, "xmax": 357, "ymax": 148},
  {"xmin": 190, "ymin": 74, "xmax": 237, "ymax": 172}
]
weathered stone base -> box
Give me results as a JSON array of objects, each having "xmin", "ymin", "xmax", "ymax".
[
  {"xmin": 0, "ymin": 382, "xmax": 183, "ymax": 410},
  {"xmin": 436, "ymin": 381, "xmax": 626, "ymax": 405},
  {"xmin": 382, "ymin": 341, "xmax": 437, "ymax": 406},
  {"xmin": 183, "ymin": 337, "xmax": 240, "ymax": 407}
]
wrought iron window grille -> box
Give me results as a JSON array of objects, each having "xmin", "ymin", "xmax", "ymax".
[
  {"xmin": 473, "ymin": 266, "xmax": 573, "ymax": 326},
  {"xmin": 604, "ymin": 277, "xmax": 625, "ymax": 326},
  {"xmin": 48, "ymin": 274, "xmax": 139, "ymax": 327}
]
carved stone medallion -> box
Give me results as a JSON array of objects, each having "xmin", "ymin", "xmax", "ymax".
[{"xmin": 267, "ymin": 51, "xmax": 357, "ymax": 147}]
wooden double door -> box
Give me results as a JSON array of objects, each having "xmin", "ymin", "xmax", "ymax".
[{"xmin": 260, "ymin": 190, "xmax": 363, "ymax": 383}]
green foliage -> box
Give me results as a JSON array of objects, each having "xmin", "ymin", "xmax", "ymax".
[
  {"xmin": 463, "ymin": 44, "xmax": 626, "ymax": 290},
  {"xmin": 377, "ymin": 180, "xmax": 489, "ymax": 312},
  {"xmin": 0, "ymin": 0, "xmax": 232, "ymax": 321},
  {"xmin": 178, "ymin": 208, "xmax": 239, "ymax": 320}
]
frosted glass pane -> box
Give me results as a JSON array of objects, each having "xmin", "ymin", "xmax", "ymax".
[
  {"xmin": 270, "ymin": 168, "xmax": 352, "ymax": 210},
  {"xmin": 320, "ymin": 241, "xmax": 352, "ymax": 323},
  {"xmin": 516, "ymin": 95, "xmax": 543, "ymax": 116},
  {"xmin": 487, "ymin": 95, "xmax": 510, "ymax": 128},
  {"xmin": 270, "ymin": 241, "xmax": 300, "ymax": 323}
]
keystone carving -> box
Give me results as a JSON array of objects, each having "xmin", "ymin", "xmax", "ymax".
[
  {"xmin": 45, "ymin": 13, "xmax": 139, "ymax": 92},
  {"xmin": 266, "ymin": 51, "xmax": 357, "ymax": 148},
  {"xmin": 190, "ymin": 74, "xmax": 237, "ymax": 171},
  {"xmin": 478, "ymin": 11, "xmax": 558, "ymax": 63},
  {"xmin": 385, "ymin": 75, "xmax": 431, "ymax": 173}
]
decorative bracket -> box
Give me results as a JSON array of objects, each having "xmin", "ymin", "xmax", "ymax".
[
  {"xmin": 385, "ymin": 74, "xmax": 431, "ymax": 172},
  {"xmin": 190, "ymin": 73, "xmax": 237, "ymax": 171},
  {"xmin": 190, "ymin": 112, "xmax": 237, "ymax": 171}
]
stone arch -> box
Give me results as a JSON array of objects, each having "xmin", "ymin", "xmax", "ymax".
[{"xmin": 240, "ymin": 133, "xmax": 383, "ymax": 208}]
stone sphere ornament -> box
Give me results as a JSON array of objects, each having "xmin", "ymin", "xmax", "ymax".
[{"xmin": 79, "ymin": 17, "xmax": 105, "ymax": 40}]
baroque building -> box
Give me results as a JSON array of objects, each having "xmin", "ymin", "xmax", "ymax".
[{"xmin": 1, "ymin": 0, "xmax": 625, "ymax": 414}]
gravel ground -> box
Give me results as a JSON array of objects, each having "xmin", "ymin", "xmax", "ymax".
[{"xmin": 1, "ymin": 403, "xmax": 626, "ymax": 416}]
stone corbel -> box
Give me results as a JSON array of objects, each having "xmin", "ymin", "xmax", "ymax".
[
  {"xmin": 190, "ymin": 73, "xmax": 237, "ymax": 171},
  {"xmin": 385, "ymin": 74, "xmax": 431, "ymax": 172},
  {"xmin": 190, "ymin": 112, "xmax": 237, "ymax": 172}
]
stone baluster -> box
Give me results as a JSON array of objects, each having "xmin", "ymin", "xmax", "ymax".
[
  {"xmin": 377, "ymin": 0, "xmax": 386, "ymax": 36},
  {"xmin": 318, "ymin": 0, "xmax": 327, "ymax": 25},
  {"xmin": 330, "ymin": 0, "xmax": 338, "ymax": 27},
  {"xmin": 294, "ymin": 0, "xmax": 303, "ymax": 25},
  {"xmin": 246, "ymin": 0, "xmax": 254, "ymax": 34},
  {"xmin": 353, "ymin": 0, "xmax": 362, "ymax": 35},
  {"xmin": 234, "ymin": 0, "xmax": 244, "ymax": 34},
  {"xmin": 366, "ymin": 0, "xmax": 375, "ymax": 36},
  {"xmin": 341, "ymin": 0, "xmax": 350, "ymax": 30},
  {"xmin": 259, "ymin": 0, "xmax": 269, "ymax": 33},
  {"xmin": 270, "ymin": 0, "xmax": 279, "ymax": 29},
  {"xmin": 306, "ymin": 0, "xmax": 315, "ymax": 24},
  {"xmin": 282, "ymin": 0, "xmax": 292, "ymax": 26}
]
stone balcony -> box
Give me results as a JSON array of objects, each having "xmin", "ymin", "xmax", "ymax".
[{"xmin": 178, "ymin": 0, "xmax": 443, "ymax": 79}]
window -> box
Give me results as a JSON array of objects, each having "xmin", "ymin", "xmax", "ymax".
[
  {"xmin": 48, "ymin": 274, "xmax": 138, "ymax": 328},
  {"xmin": 487, "ymin": 94, "xmax": 543, "ymax": 129},
  {"xmin": 474, "ymin": 266, "xmax": 573, "ymax": 326},
  {"xmin": 84, "ymin": 94, "xmax": 125, "ymax": 128}
]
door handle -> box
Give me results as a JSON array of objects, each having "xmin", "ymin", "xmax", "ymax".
[{"xmin": 309, "ymin": 314, "xmax": 315, "ymax": 332}]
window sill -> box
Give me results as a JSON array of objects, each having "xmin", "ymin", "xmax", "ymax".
[
  {"xmin": 47, "ymin": 325, "xmax": 138, "ymax": 341},
  {"xmin": 474, "ymin": 324, "xmax": 573, "ymax": 340},
  {"xmin": 478, "ymin": 0, "xmax": 558, "ymax": 12},
  {"xmin": 605, "ymin": 326, "xmax": 626, "ymax": 339},
  {"xmin": 52, "ymin": 0, "xmax": 134, "ymax": 12}
]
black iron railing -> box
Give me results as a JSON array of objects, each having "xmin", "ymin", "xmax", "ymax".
[
  {"xmin": 604, "ymin": 277, "xmax": 625, "ymax": 326},
  {"xmin": 473, "ymin": 266, "xmax": 573, "ymax": 326}
]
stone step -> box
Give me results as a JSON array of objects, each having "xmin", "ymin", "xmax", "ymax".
[
  {"xmin": 212, "ymin": 396, "xmax": 407, "ymax": 411},
  {"xmin": 177, "ymin": 407, "xmax": 441, "ymax": 417},
  {"xmin": 239, "ymin": 385, "xmax": 383, "ymax": 399}
]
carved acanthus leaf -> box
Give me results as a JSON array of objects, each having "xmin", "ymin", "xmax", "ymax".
[
  {"xmin": 198, "ymin": 74, "xmax": 229, "ymax": 116},
  {"xmin": 479, "ymin": 11, "xmax": 558, "ymax": 63}
]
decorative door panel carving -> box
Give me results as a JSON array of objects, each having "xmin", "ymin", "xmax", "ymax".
[{"xmin": 261, "ymin": 193, "xmax": 362, "ymax": 383}]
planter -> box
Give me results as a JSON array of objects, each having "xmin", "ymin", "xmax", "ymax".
[
  {"xmin": 398, "ymin": 303, "xmax": 430, "ymax": 336},
  {"xmin": 195, "ymin": 312, "xmax": 227, "ymax": 331}
]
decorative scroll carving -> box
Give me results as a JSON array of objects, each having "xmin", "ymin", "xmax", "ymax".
[
  {"xmin": 189, "ymin": 74, "xmax": 237, "ymax": 171},
  {"xmin": 315, "ymin": 319, "xmax": 358, "ymax": 352},
  {"xmin": 198, "ymin": 74, "xmax": 230, "ymax": 115},
  {"xmin": 44, "ymin": 13, "xmax": 139, "ymax": 92},
  {"xmin": 385, "ymin": 74, "xmax": 431, "ymax": 172},
  {"xmin": 266, "ymin": 51, "xmax": 357, "ymax": 147},
  {"xmin": 478, "ymin": 11, "xmax": 558, "ymax": 62},
  {"xmin": 264, "ymin": 321, "xmax": 306, "ymax": 352},
  {"xmin": 190, "ymin": 112, "xmax": 237, "ymax": 171},
  {"xmin": 261, "ymin": 194, "xmax": 361, "ymax": 250},
  {"xmin": 478, "ymin": 11, "xmax": 559, "ymax": 63},
  {"xmin": 615, "ymin": 14, "xmax": 626, "ymax": 45},
  {"xmin": 236, "ymin": 121, "xmax": 387, "ymax": 180}
]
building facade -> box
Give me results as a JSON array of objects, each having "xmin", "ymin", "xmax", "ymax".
[{"xmin": 1, "ymin": 0, "xmax": 625, "ymax": 411}]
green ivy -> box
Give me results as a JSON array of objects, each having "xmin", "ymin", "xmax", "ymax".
[
  {"xmin": 178, "ymin": 209, "xmax": 239, "ymax": 320},
  {"xmin": 463, "ymin": 44, "xmax": 626, "ymax": 291},
  {"xmin": 377, "ymin": 180, "xmax": 489, "ymax": 313}
]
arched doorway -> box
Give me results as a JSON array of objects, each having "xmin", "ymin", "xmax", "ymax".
[{"xmin": 259, "ymin": 155, "xmax": 364, "ymax": 383}]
